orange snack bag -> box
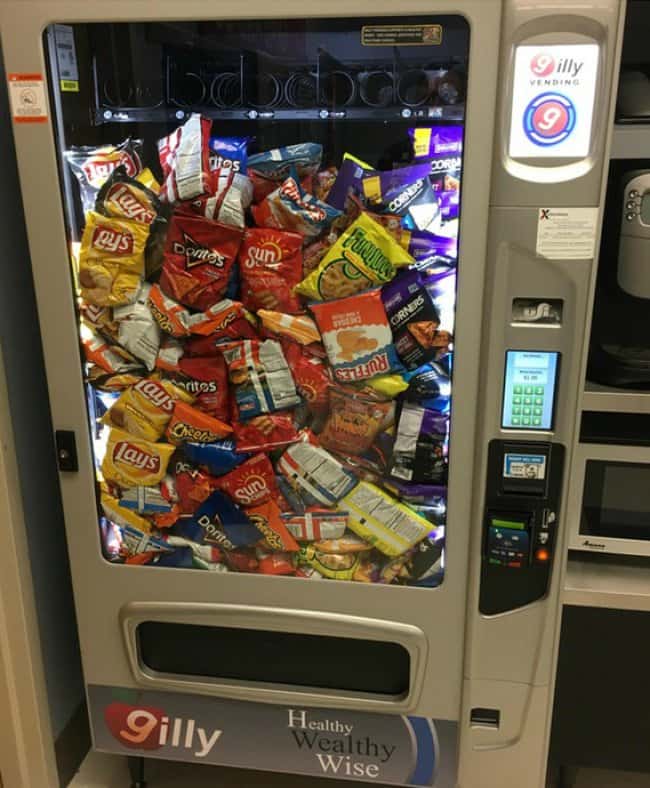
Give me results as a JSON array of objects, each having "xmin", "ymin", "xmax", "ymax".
[{"xmin": 165, "ymin": 401, "xmax": 232, "ymax": 445}]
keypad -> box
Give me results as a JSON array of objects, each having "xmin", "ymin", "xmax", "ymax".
[{"xmin": 509, "ymin": 384, "xmax": 545, "ymax": 427}]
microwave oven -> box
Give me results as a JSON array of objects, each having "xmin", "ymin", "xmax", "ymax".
[{"xmin": 568, "ymin": 441, "xmax": 650, "ymax": 557}]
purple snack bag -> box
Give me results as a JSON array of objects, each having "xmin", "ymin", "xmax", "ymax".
[
  {"xmin": 382, "ymin": 269, "xmax": 442, "ymax": 370},
  {"xmin": 439, "ymin": 189, "xmax": 460, "ymax": 221},
  {"xmin": 363, "ymin": 163, "xmax": 441, "ymax": 232},
  {"xmin": 408, "ymin": 125, "xmax": 463, "ymax": 158},
  {"xmin": 390, "ymin": 403, "xmax": 448, "ymax": 484},
  {"xmin": 423, "ymin": 268, "xmax": 456, "ymax": 338},
  {"xmin": 327, "ymin": 156, "xmax": 376, "ymax": 211},
  {"xmin": 383, "ymin": 477, "xmax": 447, "ymax": 504},
  {"xmin": 407, "ymin": 229, "xmax": 458, "ymax": 268}
]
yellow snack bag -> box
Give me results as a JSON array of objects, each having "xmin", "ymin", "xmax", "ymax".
[
  {"xmin": 78, "ymin": 211, "xmax": 149, "ymax": 306},
  {"xmin": 102, "ymin": 428, "xmax": 174, "ymax": 488},
  {"xmin": 341, "ymin": 481, "xmax": 432, "ymax": 557},
  {"xmin": 101, "ymin": 492, "xmax": 154, "ymax": 534},
  {"xmin": 363, "ymin": 373, "xmax": 409, "ymax": 399},
  {"xmin": 102, "ymin": 378, "xmax": 193, "ymax": 441},
  {"xmin": 296, "ymin": 545, "xmax": 361, "ymax": 580},
  {"xmin": 136, "ymin": 168, "xmax": 160, "ymax": 193},
  {"xmin": 294, "ymin": 213, "xmax": 414, "ymax": 301}
]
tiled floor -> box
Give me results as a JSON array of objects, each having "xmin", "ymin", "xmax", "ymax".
[{"xmin": 68, "ymin": 751, "xmax": 650, "ymax": 787}]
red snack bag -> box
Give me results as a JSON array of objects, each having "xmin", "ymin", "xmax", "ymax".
[
  {"xmin": 158, "ymin": 113, "xmax": 211, "ymax": 203},
  {"xmin": 233, "ymin": 412, "xmax": 300, "ymax": 453},
  {"xmin": 319, "ymin": 387, "xmax": 392, "ymax": 456},
  {"xmin": 238, "ymin": 228, "xmax": 303, "ymax": 313},
  {"xmin": 247, "ymin": 499, "xmax": 299, "ymax": 552},
  {"xmin": 174, "ymin": 460, "xmax": 218, "ymax": 514},
  {"xmin": 166, "ymin": 401, "xmax": 232, "ymax": 445},
  {"xmin": 283, "ymin": 339, "xmax": 331, "ymax": 414},
  {"xmin": 212, "ymin": 454, "xmax": 278, "ymax": 507},
  {"xmin": 249, "ymin": 171, "xmax": 315, "ymax": 205},
  {"xmin": 225, "ymin": 549, "xmax": 259, "ymax": 573},
  {"xmin": 256, "ymin": 552, "xmax": 295, "ymax": 575},
  {"xmin": 152, "ymin": 505, "xmax": 182, "ymax": 529},
  {"xmin": 173, "ymin": 355, "xmax": 230, "ymax": 422},
  {"xmin": 159, "ymin": 212, "xmax": 242, "ymax": 311}
]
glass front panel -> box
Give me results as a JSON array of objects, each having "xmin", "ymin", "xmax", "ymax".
[
  {"xmin": 582, "ymin": 460, "xmax": 650, "ymax": 540},
  {"xmin": 44, "ymin": 15, "xmax": 469, "ymax": 586}
]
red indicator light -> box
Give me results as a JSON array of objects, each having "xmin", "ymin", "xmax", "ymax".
[{"xmin": 536, "ymin": 548, "xmax": 550, "ymax": 562}]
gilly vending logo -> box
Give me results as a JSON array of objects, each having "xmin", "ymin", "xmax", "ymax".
[
  {"xmin": 529, "ymin": 51, "xmax": 585, "ymax": 84},
  {"xmin": 104, "ymin": 701, "xmax": 222, "ymax": 758}
]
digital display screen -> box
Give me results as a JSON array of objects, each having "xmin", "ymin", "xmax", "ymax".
[
  {"xmin": 501, "ymin": 351, "xmax": 559, "ymax": 430},
  {"xmin": 508, "ymin": 43, "xmax": 599, "ymax": 159}
]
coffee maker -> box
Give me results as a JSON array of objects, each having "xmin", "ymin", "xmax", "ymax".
[{"xmin": 588, "ymin": 164, "xmax": 650, "ymax": 386}]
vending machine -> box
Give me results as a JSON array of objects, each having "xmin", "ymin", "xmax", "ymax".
[{"xmin": 0, "ymin": 0, "xmax": 623, "ymax": 786}]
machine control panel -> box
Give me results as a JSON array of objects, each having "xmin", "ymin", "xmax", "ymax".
[
  {"xmin": 479, "ymin": 440, "xmax": 564, "ymax": 615},
  {"xmin": 501, "ymin": 350, "xmax": 560, "ymax": 431}
]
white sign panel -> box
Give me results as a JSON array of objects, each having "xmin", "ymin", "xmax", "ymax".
[
  {"xmin": 536, "ymin": 207, "xmax": 599, "ymax": 259},
  {"xmin": 509, "ymin": 44, "xmax": 599, "ymax": 159}
]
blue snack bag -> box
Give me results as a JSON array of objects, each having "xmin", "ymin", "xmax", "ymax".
[
  {"xmin": 248, "ymin": 142, "xmax": 322, "ymax": 180},
  {"xmin": 209, "ymin": 136, "xmax": 250, "ymax": 173},
  {"xmin": 183, "ymin": 440, "xmax": 250, "ymax": 476},
  {"xmin": 404, "ymin": 361, "xmax": 451, "ymax": 413},
  {"xmin": 173, "ymin": 489, "xmax": 262, "ymax": 549}
]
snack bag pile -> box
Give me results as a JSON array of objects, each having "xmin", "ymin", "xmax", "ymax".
[{"xmin": 70, "ymin": 112, "xmax": 458, "ymax": 586}]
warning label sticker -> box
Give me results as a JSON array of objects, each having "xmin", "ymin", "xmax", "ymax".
[
  {"xmin": 536, "ymin": 207, "xmax": 598, "ymax": 260},
  {"xmin": 8, "ymin": 73, "xmax": 48, "ymax": 123}
]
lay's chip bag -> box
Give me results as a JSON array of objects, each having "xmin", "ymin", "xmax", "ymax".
[
  {"xmin": 65, "ymin": 137, "xmax": 144, "ymax": 215},
  {"xmin": 294, "ymin": 213, "xmax": 413, "ymax": 301},
  {"xmin": 78, "ymin": 212, "xmax": 149, "ymax": 306},
  {"xmin": 102, "ymin": 427, "xmax": 175, "ymax": 488},
  {"xmin": 102, "ymin": 378, "xmax": 193, "ymax": 441}
]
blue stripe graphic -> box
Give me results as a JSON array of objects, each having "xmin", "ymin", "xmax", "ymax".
[{"xmin": 407, "ymin": 716, "xmax": 436, "ymax": 785}]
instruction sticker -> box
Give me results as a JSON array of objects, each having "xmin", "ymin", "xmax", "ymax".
[
  {"xmin": 362, "ymin": 25, "xmax": 442, "ymax": 46},
  {"xmin": 54, "ymin": 24, "xmax": 79, "ymax": 92},
  {"xmin": 503, "ymin": 453, "xmax": 547, "ymax": 480},
  {"xmin": 536, "ymin": 207, "xmax": 598, "ymax": 259},
  {"xmin": 8, "ymin": 73, "xmax": 48, "ymax": 123}
]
